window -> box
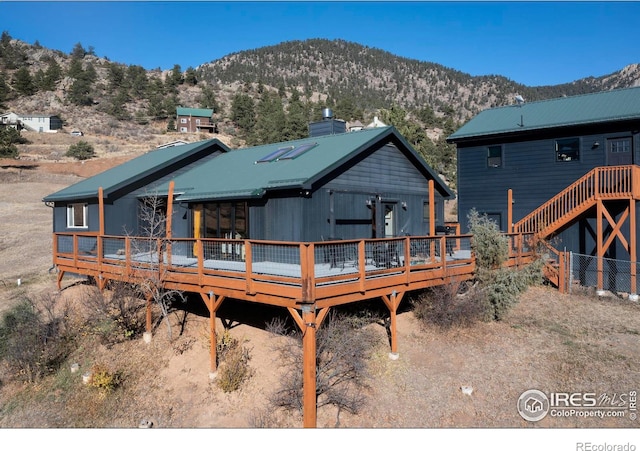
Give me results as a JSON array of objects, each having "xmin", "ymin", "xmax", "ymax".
[
  {"xmin": 487, "ymin": 145, "xmax": 502, "ymax": 168},
  {"xmin": 67, "ymin": 203, "xmax": 87, "ymax": 228},
  {"xmin": 608, "ymin": 138, "xmax": 631, "ymax": 153},
  {"xmin": 423, "ymin": 200, "xmax": 437, "ymax": 231},
  {"xmin": 203, "ymin": 202, "xmax": 248, "ymax": 238},
  {"xmin": 555, "ymin": 138, "xmax": 580, "ymax": 162}
]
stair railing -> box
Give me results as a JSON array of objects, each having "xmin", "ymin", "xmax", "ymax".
[{"xmin": 513, "ymin": 166, "xmax": 640, "ymax": 238}]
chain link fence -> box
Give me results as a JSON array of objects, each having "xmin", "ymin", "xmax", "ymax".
[{"xmin": 569, "ymin": 252, "xmax": 640, "ymax": 295}]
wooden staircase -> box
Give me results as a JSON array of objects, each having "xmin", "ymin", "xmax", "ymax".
[
  {"xmin": 513, "ymin": 165, "xmax": 640, "ymax": 292},
  {"xmin": 513, "ymin": 165, "xmax": 640, "ymax": 238}
]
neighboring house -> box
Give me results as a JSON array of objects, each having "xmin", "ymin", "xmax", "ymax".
[
  {"xmin": 0, "ymin": 112, "xmax": 63, "ymax": 132},
  {"xmin": 44, "ymin": 119, "xmax": 454, "ymax": 243},
  {"xmin": 366, "ymin": 116, "xmax": 387, "ymax": 128},
  {"xmin": 447, "ymin": 86, "xmax": 640, "ymax": 292},
  {"xmin": 348, "ymin": 120, "xmax": 364, "ymax": 132},
  {"xmin": 0, "ymin": 112, "xmax": 21, "ymax": 129},
  {"xmin": 176, "ymin": 107, "xmax": 216, "ymax": 133}
]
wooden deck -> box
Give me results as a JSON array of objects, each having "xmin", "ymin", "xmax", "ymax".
[
  {"xmin": 53, "ymin": 232, "xmax": 535, "ymax": 309},
  {"xmin": 53, "ymin": 231, "xmax": 535, "ymax": 428}
]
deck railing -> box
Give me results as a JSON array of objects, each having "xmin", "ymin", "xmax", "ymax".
[
  {"xmin": 513, "ymin": 165, "xmax": 640, "ymax": 237},
  {"xmin": 53, "ymin": 232, "xmax": 536, "ymax": 307}
]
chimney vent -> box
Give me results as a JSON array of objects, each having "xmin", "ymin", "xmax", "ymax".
[{"xmin": 309, "ymin": 108, "xmax": 346, "ymax": 137}]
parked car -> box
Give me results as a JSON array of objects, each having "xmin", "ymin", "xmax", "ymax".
[{"xmin": 70, "ymin": 130, "xmax": 83, "ymax": 136}]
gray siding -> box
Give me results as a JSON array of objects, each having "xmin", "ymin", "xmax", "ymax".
[{"xmin": 458, "ymin": 130, "xmax": 638, "ymax": 232}]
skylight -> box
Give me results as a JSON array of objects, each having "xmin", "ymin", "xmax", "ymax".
[
  {"xmin": 256, "ymin": 142, "xmax": 318, "ymax": 163},
  {"xmin": 279, "ymin": 142, "xmax": 318, "ymax": 160},
  {"xmin": 256, "ymin": 146, "xmax": 294, "ymax": 163}
]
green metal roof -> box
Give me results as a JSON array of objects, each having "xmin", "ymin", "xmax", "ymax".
[
  {"xmin": 155, "ymin": 126, "xmax": 454, "ymax": 201},
  {"xmin": 176, "ymin": 107, "xmax": 214, "ymax": 117},
  {"xmin": 447, "ymin": 86, "xmax": 640, "ymax": 143},
  {"xmin": 43, "ymin": 139, "xmax": 229, "ymax": 202}
]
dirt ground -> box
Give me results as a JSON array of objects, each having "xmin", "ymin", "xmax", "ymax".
[{"xmin": 1, "ymin": 147, "xmax": 640, "ymax": 440}]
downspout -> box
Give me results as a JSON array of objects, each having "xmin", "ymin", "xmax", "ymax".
[{"xmin": 44, "ymin": 200, "xmax": 56, "ymax": 273}]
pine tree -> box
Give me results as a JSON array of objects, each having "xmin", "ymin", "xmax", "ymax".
[
  {"xmin": 198, "ymin": 85, "xmax": 218, "ymax": 111},
  {"xmin": 107, "ymin": 63, "xmax": 127, "ymax": 91},
  {"xmin": 44, "ymin": 59, "xmax": 63, "ymax": 89},
  {"xmin": 126, "ymin": 65, "xmax": 148, "ymax": 99},
  {"xmin": 0, "ymin": 74, "xmax": 8, "ymax": 109},
  {"xmin": 70, "ymin": 42, "xmax": 86, "ymax": 59},
  {"xmin": 12, "ymin": 67, "xmax": 36, "ymax": 96},
  {"xmin": 252, "ymin": 91, "xmax": 286, "ymax": 145},
  {"xmin": 284, "ymin": 90, "xmax": 308, "ymax": 140},
  {"xmin": 67, "ymin": 59, "xmax": 84, "ymax": 79},
  {"xmin": 231, "ymin": 92, "xmax": 256, "ymax": 135},
  {"xmin": 184, "ymin": 67, "xmax": 197, "ymax": 86}
]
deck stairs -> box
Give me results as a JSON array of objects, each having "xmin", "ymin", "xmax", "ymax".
[{"xmin": 513, "ymin": 165, "xmax": 640, "ymax": 290}]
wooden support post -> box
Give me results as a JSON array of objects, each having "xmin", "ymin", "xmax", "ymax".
[
  {"xmin": 209, "ymin": 299, "xmax": 217, "ymax": 374},
  {"xmin": 301, "ymin": 304, "xmax": 317, "ymax": 428},
  {"xmin": 287, "ymin": 306, "xmax": 329, "ymax": 429},
  {"xmin": 559, "ymin": 251, "xmax": 566, "ymax": 294},
  {"xmin": 597, "ymin": 199, "xmax": 604, "ymax": 293},
  {"xmin": 98, "ymin": 187, "xmax": 105, "ymax": 236},
  {"xmin": 429, "ymin": 180, "xmax": 435, "ymax": 237},
  {"xmin": 630, "ymin": 199, "xmax": 637, "ymax": 298},
  {"xmin": 381, "ymin": 291, "xmax": 405, "ymax": 357},
  {"xmin": 200, "ymin": 292, "xmax": 226, "ymax": 374},
  {"xmin": 166, "ymin": 181, "xmax": 174, "ymax": 240},
  {"xmin": 56, "ymin": 270, "xmax": 65, "ymax": 291},
  {"xmin": 508, "ymin": 189, "xmax": 513, "ymax": 234},
  {"xmin": 145, "ymin": 291, "xmax": 153, "ymax": 332}
]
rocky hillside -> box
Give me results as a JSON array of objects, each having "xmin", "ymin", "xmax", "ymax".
[
  {"xmin": 3, "ymin": 35, "xmax": 639, "ymax": 128},
  {"xmin": 197, "ymin": 38, "xmax": 640, "ymax": 121},
  {"xmin": 1, "ymin": 34, "xmax": 639, "ymax": 183}
]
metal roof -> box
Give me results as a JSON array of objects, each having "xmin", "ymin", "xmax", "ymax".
[
  {"xmin": 43, "ymin": 139, "xmax": 229, "ymax": 202},
  {"xmin": 156, "ymin": 126, "xmax": 454, "ymax": 201},
  {"xmin": 447, "ymin": 86, "xmax": 640, "ymax": 143},
  {"xmin": 176, "ymin": 107, "xmax": 214, "ymax": 117}
]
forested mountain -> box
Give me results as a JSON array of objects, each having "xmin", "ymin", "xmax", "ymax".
[
  {"xmin": 1, "ymin": 33, "xmax": 639, "ymax": 185},
  {"xmin": 198, "ymin": 39, "xmax": 640, "ymax": 121}
]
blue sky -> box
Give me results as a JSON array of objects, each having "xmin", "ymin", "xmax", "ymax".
[{"xmin": 1, "ymin": 1, "xmax": 639, "ymax": 87}]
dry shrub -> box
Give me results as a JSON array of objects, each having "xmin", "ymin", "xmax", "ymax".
[
  {"xmin": 84, "ymin": 282, "xmax": 145, "ymax": 346},
  {"xmin": 0, "ymin": 292, "xmax": 75, "ymax": 383},
  {"xmin": 412, "ymin": 281, "xmax": 487, "ymax": 329},
  {"xmin": 215, "ymin": 329, "xmax": 253, "ymax": 393},
  {"xmin": 86, "ymin": 363, "xmax": 123, "ymax": 395},
  {"xmin": 266, "ymin": 312, "xmax": 380, "ymax": 423}
]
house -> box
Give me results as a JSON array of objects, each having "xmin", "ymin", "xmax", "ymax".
[
  {"xmin": 47, "ymin": 115, "xmax": 539, "ymax": 427},
  {"xmin": 43, "ymin": 139, "xmax": 231, "ymax": 238},
  {"xmin": 44, "ymin": 119, "xmax": 454, "ymax": 243},
  {"xmin": 0, "ymin": 112, "xmax": 63, "ymax": 132},
  {"xmin": 447, "ymin": 86, "xmax": 640, "ymax": 293},
  {"xmin": 176, "ymin": 107, "xmax": 216, "ymax": 134},
  {"xmin": 0, "ymin": 112, "xmax": 21, "ymax": 129},
  {"xmin": 366, "ymin": 116, "xmax": 387, "ymax": 128}
]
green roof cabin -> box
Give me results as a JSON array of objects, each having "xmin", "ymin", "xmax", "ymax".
[{"xmin": 45, "ymin": 115, "xmax": 453, "ymax": 248}]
